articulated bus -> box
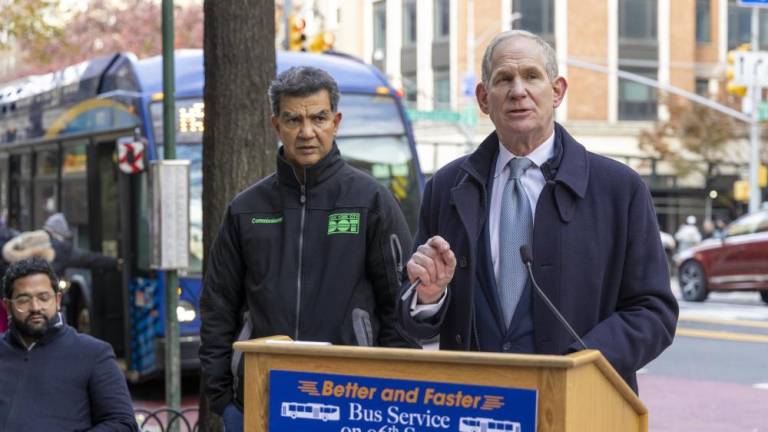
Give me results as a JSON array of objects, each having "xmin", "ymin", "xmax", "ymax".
[{"xmin": 0, "ymin": 49, "xmax": 423, "ymax": 381}]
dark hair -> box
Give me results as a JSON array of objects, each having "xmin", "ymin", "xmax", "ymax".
[
  {"xmin": 268, "ymin": 66, "xmax": 340, "ymax": 116},
  {"xmin": 2, "ymin": 256, "xmax": 59, "ymax": 299}
]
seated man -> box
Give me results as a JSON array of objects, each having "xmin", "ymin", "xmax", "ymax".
[{"xmin": 0, "ymin": 256, "xmax": 137, "ymax": 431}]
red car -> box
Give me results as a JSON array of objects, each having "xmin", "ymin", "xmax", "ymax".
[{"xmin": 676, "ymin": 210, "xmax": 768, "ymax": 304}]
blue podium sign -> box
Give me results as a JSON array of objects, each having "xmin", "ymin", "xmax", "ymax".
[{"xmin": 269, "ymin": 370, "xmax": 537, "ymax": 432}]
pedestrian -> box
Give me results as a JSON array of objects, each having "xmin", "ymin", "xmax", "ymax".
[
  {"xmin": 2, "ymin": 213, "xmax": 119, "ymax": 276},
  {"xmin": 674, "ymin": 215, "xmax": 702, "ymax": 252},
  {"xmin": 0, "ymin": 256, "xmax": 137, "ymax": 431},
  {"xmin": 199, "ymin": 66, "xmax": 414, "ymax": 431},
  {"xmin": 41, "ymin": 212, "xmax": 120, "ymax": 275},
  {"xmin": 396, "ymin": 30, "xmax": 678, "ymax": 393}
]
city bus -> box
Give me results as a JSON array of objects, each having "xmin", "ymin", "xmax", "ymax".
[
  {"xmin": 280, "ymin": 402, "xmax": 341, "ymax": 421},
  {"xmin": 0, "ymin": 49, "xmax": 424, "ymax": 381},
  {"xmin": 459, "ymin": 417, "xmax": 521, "ymax": 432}
]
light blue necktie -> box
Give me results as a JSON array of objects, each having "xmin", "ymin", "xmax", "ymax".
[{"xmin": 498, "ymin": 157, "xmax": 534, "ymax": 327}]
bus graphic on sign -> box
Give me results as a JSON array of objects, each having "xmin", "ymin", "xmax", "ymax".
[
  {"xmin": 459, "ymin": 416, "xmax": 521, "ymax": 432},
  {"xmin": 281, "ymin": 402, "xmax": 341, "ymax": 421}
]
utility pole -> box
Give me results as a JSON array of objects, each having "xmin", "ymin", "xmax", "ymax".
[
  {"xmin": 283, "ymin": 0, "xmax": 293, "ymax": 50},
  {"xmin": 748, "ymin": 6, "xmax": 762, "ymax": 213},
  {"xmin": 161, "ymin": 0, "xmax": 181, "ymax": 429}
]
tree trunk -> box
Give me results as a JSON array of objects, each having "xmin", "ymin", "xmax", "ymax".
[{"xmin": 199, "ymin": 1, "xmax": 276, "ymax": 430}]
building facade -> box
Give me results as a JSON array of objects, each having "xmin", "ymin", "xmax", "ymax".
[{"xmin": 284, "ymin": 0, "xmax": 768, "ymax": 230}]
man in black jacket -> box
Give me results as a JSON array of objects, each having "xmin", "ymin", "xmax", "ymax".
[
  {"xmin": 0, "ymin": 256, "xmax": 136, "ymax": 431},
  {"xmin": 200, "ymin": 66, "xmax": 414, "ymax": 431}
]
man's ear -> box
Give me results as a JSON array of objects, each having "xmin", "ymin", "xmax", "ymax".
[
  {"xmin": 271, "ymin": 115, "xmax": 280, "ymax": 133},
  {"xmin": 332, "ymin": 111, "xmax": 342, "ymax": 133},
  {"xmin": 476, "ymin": 82, "xmax": 490, "ymax": 115},
  {"xmin": 552, "ymin": 76, "xmax": 568, "ymax": 108}
]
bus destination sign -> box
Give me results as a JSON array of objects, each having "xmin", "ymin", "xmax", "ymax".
[{"xmin": 269, "ymin": 370, "xmax": 537, "ymax": 432}]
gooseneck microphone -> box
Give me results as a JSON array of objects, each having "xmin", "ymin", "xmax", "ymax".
[{"xmin": 519, "ymin": 245, "xmax": 588, "ymax": 350}]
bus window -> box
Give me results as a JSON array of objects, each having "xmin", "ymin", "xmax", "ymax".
[
  {"xmin": 33, "ymin": 147, "xmax": 60, "ymax": 228},
  {"xmin": 335, "ymin": 94, "xmax": 420, "ymax": 232},
  {"xmin": 61, "ymin": 141, "xmax": 89, "ymax": 248},
  {"xmin": 336, "ymin": 134, "xmax": 420, "ymax": 232},
  {"xmin": 0, "ymin": 155, "xmax": 8, "ymax": 220},
  {"xmin": 8, "ymin": 153, "xmax": 32, "ymax": 231}
]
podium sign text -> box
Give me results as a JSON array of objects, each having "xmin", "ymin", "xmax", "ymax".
[{"xmin": 269, "ymin": 370, "xmax": 537, "ymax": 432}]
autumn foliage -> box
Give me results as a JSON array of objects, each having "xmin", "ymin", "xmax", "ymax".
[{"xmin": 1, "ymin": 0, "xmax": 203, "ymax": 82}]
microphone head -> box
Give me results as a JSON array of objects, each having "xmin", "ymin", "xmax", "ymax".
[{"xmin": 519, "ymin": 245, "xmax": 533, "ymax": 264}]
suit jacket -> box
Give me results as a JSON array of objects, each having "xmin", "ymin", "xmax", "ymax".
[{"xmin": 397, "ymin": 124, "xmax": 679, "ymax": 391}]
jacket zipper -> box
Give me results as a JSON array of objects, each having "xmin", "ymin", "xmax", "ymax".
[
  {"xmin": 389, "ymin": 234, "xmax": 403, "ymax": 282},
  {"xmin": 295, "ymin": 179, "xmax": 307, "ymax": 340}
]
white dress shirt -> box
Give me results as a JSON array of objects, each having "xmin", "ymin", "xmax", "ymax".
[{"xmin": 410, "ymin": 131, "xmax": 556, "ymax": 319}]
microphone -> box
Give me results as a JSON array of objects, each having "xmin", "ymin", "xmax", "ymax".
[{"xmin": 519, "ymin": 245, "xmax": 588, "ymax": 350}]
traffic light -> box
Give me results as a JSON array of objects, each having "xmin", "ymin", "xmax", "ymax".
[
  {"xmin": 725, "ymin": 43, "xmax": 750, "ymax": 97},
  {"xmin": 288, "ymin": 15, "xmax": 306, "ymax": 51},
  {"xmin": 307, "ymin": 31, "xmax": 335, "ymax": 53}
]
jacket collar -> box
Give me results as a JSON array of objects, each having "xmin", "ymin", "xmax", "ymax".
[
  {"xmin": 462, "ymin": 123, "xmax": 589, "ymax": 199},
  {"xmin": 547, "ymin": 123, "xmax": 589, "ymax": 199},
  {"xmin": 276, "ymin": 143, "xmax": 345, "ymax": 188},
  {"xmin": 5, "ymin": 312, "xmax": 66, "ymax": 350}
]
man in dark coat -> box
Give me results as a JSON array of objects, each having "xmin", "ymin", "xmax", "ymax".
[
  {"xmin": 200, "ymin": 66, "xmax": 414, "ymax": 432},
  {"xmin": 397, "ymin": 30, "xmax": 678, "ymax": 393},
  {"xmin": 0, "ymin": 256, "xmax": 136, "ymax": 431}
]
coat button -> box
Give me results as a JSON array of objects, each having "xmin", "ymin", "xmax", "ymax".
[
  {"xmin": 459, "ymin": 256, "xmax": 468, "ymax": 268},
  {"xmin": 502, "ymin": 342, "xmax": 512, "ymax": 352},
  {"xmin": 455, "ymin": 334, "xmax": 462, "ymax": 344}
]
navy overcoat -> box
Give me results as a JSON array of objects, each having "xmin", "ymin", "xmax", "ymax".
[{"xmin": 398, "ymin": 124, "xmax": 678, "ymax": 391}]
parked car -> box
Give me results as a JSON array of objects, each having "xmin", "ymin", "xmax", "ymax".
[{"xmin": 676, "ymin": 210, "xmax": 768, "ymax": 304}]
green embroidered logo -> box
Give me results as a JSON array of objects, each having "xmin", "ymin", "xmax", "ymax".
[
  {"xmin": 251, "ymin": 216, "xmax": 283, "ymax": 224},
  {"xmin": 327, "ymin": 212, "xmax": 360, "ymax": 235}
]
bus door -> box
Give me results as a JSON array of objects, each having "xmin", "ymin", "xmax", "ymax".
[{"xmin": 86, "ymin": 136, "xmax": 132, "ymax": 359}]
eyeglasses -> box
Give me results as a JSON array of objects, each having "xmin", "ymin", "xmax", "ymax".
[{"xmin": 8, "ymin": 293, "xmax": 55, "ymax": 313}]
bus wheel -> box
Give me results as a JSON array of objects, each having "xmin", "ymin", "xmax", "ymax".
[{"xmin": 760, "ymin": 290, "xmax": 768, "ymax": 305}]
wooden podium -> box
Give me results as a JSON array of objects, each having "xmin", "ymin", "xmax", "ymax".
[{"xmin": 234, "ymin": 336, "xmax": 647, "ymax": 432}]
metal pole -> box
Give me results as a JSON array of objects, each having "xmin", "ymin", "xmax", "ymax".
[
  {"xmin": 161, "ymin": 0, "xmax": 180, "ymax": 428},
  {"xmin": 283, "ymin": 0, "xmax": 293, "ymax": 50},
  {"xmin": 749, "ymin": 6, "xmax": 762, "ymax": 213}
]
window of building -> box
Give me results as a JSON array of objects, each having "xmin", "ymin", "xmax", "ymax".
[
  {"xmin": 434, "ymin": 0, "xmax": 450, "ymax": 39},
  {"xmin": 619, "ymin": 0, "xmax": 657, "ymax": 42},
  {"xmin": 512, "ymin": 0, "xmax": 554, "ymax": 39},
  {"xmin": 403, "ymin": 75, "xmax": 418, "ymax": 106},
  {"xmin": 619, "ymin": 68, "xmax": 658, "ymax": 120},
  {"xmin": 403, "ymin": 0, "xmax": 417, "ymax": 45},
  {"xmin": 373, "ymin": 1, "xmax": 387, "ymax": 61},
  {"xmin": 728, "ymin": 0, "xmax": 768, "ymax": 49},
  {"xmin": 696, "ymin": 0, "xmax": 711, "ymax": 43},
  {"xmin": 695, "ymin": 78, "xmax": 710, "ymax": 97},
  {"xmin": 433, "ymin": 69, "xmax": 451, "ymax": 108}
]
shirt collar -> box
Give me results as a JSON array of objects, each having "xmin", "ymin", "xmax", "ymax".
[{"xmin": 494, "ymin": 130, "xmax": 556, "ymax": 179}]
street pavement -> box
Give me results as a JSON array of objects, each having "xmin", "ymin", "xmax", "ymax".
[{"xmin": 639, "ymin": 280, "xmax": 768, "ymax": 432}]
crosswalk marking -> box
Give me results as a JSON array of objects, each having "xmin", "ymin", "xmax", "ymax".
[
  {"xmin": 678, "ymin": 315, "xmax": 768, "ymax": 329},
  {"xmin": 676, "ymin": 327, "xmax": 768, "ymax": 344}
]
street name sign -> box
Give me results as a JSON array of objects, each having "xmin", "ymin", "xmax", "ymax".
[
  {"xmin": 732, "ymin": 51, "xmax": 768, "ymax": 87},
  {"xmin": 738, "ymin": 0, "xmax": 768, "ymax": 7},
  {"xmin": 760, "ymin": 102, "xmax": 768, "ymax": 121},
  {"xmin": 269, "ymin": 370, "xmax": 538, "ymax": 432}
]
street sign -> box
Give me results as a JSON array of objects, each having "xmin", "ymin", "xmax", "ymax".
[
  {"xmin": 732, "ymin": 51, "xmax": 768, "ymax": 87},
  {"xmin": 759, "ymin": 101, "xmax": 768, "ymax": 121},
  {"xmin": 738, "ymin": 0, "xmax": 768, "ymax": 7},
  {"xmin": 406, "ymin": 109, "xmax": 461, "ymax": 122}
]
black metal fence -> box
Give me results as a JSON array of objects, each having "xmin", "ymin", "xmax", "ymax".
[{"xmin": 135, "ymin": 407, "xmax": 200, "ymax": 432}]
